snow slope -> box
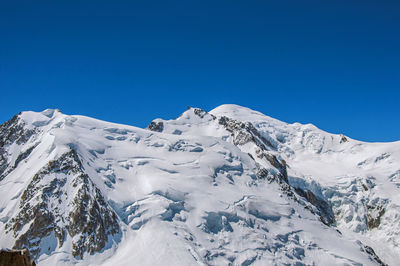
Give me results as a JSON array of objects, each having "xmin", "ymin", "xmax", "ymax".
[
  {"xmin": 211, "ymin": 105, "xmax": 400, "ymax": 265},
  {"xmin": 0, "ymin": 105, "xmax": 398, "ymax": 265}
]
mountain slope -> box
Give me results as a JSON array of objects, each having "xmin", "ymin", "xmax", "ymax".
[
  {"xmin": 210, "ymin": 105, "xmax": 400, "ymax": 265},
  {"xmin": 0, "ymin": 105, "xmax": 398, "ymax": 265}
]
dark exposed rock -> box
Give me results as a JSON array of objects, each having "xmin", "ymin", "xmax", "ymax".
[
  {"xmin": 193, "ymin": 108, "xmax": 208, "ymax": 118},
  {"xmin": 218, "ymin": 116, "xmax": 275, "ymax": 149},
  {"xmin": 217, "ymin": 116, "xmax": 288, "ymax": 183},
  {"xmin": 0, "ymin": 249, "xmax": 36, "ymax": 266},
  {"xmin": 147, "ymin": 121, "xmax": 164, "ymax": 132},
  {"xmin": 374, "ymin": 153, "xmax": 390, "ymax": 163},
  {"xmin": 366, "ymin": 204, "xmax": 385, "ymax": 229},
  {"xmin": 0, "ymin": 114, "xmax": 35, "ymax": 147},
  {"xmin": 339, "ymin": 134, "xmax": 348, "ymax": 143},
  {"xmin": 254, "ymin": 149, "xmax": 288, "ymax": 184},
  {"xmin": 13, "ymin": 144, "xmax": 38, "ymax": 169},
  {"xmin": 265, "ymin": 154, "xmax": 288, "ymax": 183},
  {"xmin": 5, "ymin": 149, "xmax": 120, "ymax": 259},
  {"xmin": 186, "ymin": 107, "xmax": 216, "ymax": 120},
  {"xmin": 68, "ymin": 174, "xmax": 120, "ymax": 258},
  {"xmin": 0, "ymin": 150, "xmax": 8, "ymax": 181},
  {"xmin": 256, "ymin": 167, "xmax": 269, "ymax": 179},
  {"xmin": 0, "ymin": 114, "xmax": 36, "ymax": 181},
  {"xmin": 247, "ymin": 153, "xmax": 254, "ymax": 160},
  {"xmin": 294, "ymin": 188, "xmax": 335, "ymax": 226},
  {"xmin": 363, "ymin": 245, "xmax": 387, "ymax": 266}
]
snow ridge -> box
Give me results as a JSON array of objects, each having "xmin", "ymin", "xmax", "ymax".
[{"xmin": 0, "ymin": 104, "xmax": 398, "ymax": 265}]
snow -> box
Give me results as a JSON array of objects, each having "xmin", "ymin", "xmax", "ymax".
[{"xmin": 0, "ymin": 104, "xmax": 399, "ymax": 265}]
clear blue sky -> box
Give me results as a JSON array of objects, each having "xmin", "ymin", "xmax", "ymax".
[{"xmin": 1, "ymin": 0, "xmax": 399, "ymax": 142}]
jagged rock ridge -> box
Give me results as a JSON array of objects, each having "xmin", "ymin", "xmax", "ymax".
[{"xmin": 5, "ymin": 149, "xmax": 120, "ymax": 259}]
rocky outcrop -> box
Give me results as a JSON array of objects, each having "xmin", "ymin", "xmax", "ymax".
[
  {"xmin": 255, "ymin": 167, "xmax": 269, "ymax": 179},
  {"xmin": 0, "ymin": 114, "xmax": 35, "ymax": 148},
  {"xmin": 256, "ymin": 151, "xmax": 288, "ymax": 183},
  {"xmin": 217, "ymin": 116, "xmax": 288, "ymax": 183},
  {"xmin": 0, "ymin": 249, "xmax": 35, "ymax": 266},
  {"xmin": 340, "ymin": 134, "xmax": 348, "ymax": 143},
  {"xmin": 147, "ymin": 121, "xmax": 164, "ymax": 132},
  {"xmin": 363, "ymin": 245, "xmax": 387, "ymax": 266},
  {"xmin": 218, "ymin": 116, "xmax": 275, "ymax": 149},
  {"xmin": 0, "ymin": 114, "xmax": 36, "ymax": 181},
  {"xmin": 294, "ymin": 188, "xmax": 335, "ymax": 226},
  {"xmin": 366, "ymin": 203, "xmax": 385, "ymax": 229},
  {"xmin": 192, "ymin": 107, "xmax": 216, "ymax": 120},
  {"xmin": 192, "ymin": 108, "xmax": 207, "ymax": 119},
  {"xmin": 5, "ymin": 149, "xmax": 120, "ymax": 259}
]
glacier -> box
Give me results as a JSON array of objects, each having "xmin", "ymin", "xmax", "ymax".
[{"xmin": 0, "ymin": 104, "xmax": 399, "ymax": 265}]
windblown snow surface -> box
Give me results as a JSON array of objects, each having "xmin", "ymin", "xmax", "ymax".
[{"xmin": 0, "ymin": 105, "xmax": 399, "ymax": 265}]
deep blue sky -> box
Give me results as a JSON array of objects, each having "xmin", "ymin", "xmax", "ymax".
[{"xmin": 1, "ymin": 0, "xmax": 399, "ymax": 142}]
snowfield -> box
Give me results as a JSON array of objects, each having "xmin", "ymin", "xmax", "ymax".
[{"xmin": 0, "ymin": 104, "xmax": 398, "ymax": 265}]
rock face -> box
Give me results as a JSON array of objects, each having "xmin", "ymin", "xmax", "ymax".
[
  {"xmin": 340, "ymin": 134, "xmax": 348, "ymax": 143},
  {"xmin": 216, "ymin": 114, "xmax": 288, "ymax": 184},
  {"xmin": 294, "ymin": 187, "xmax": 335, "ymax": 225},
  {"xmin": 363, "ymin": 245, "xmax": 388, "ymax": 266},
  {"xmin": 366, "ymin": 202, "xmax": 386, "ymax": 229},
  {"xmin": 218, "ymin": 115, "xmax": 274, "ymax": 149},
  {"xmin": 0, "ymin": 115, "xmax": 36, "ymax": 181},
  {"xmin": 147, "ymin": 121, "xmax": 164, "ymax": 132},
  {"xmin": 5, "ymin": 149, "xmax": 120, "ymax": 259},
  {"xmin": 0, "ymin": 249, "xmax": 35, "ymax": 266}
]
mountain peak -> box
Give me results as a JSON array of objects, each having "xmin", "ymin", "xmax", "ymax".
[
  {"xmin": 210, "ymin": 104, "xmax": 287, "ymax": 126},
  {"xmin": 0, "ymin": 105, "xmax": 399, "ymax": 265},
  {"xmin": 17, "ymin": 109, "xmax": 65, "ymax": 127},
  {"xmin": 40, "ymin": 108, "xmax": 61, "ymax": 118}
]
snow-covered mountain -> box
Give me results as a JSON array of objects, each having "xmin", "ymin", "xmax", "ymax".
[{"xmin": 0, "ymin": 104, "xmax": 398, "ymax": 265}]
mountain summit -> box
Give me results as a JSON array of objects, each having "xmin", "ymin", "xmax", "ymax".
[{"xmin": 0, "ymin": 105, "xmax": 399, "ymax": 265}]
